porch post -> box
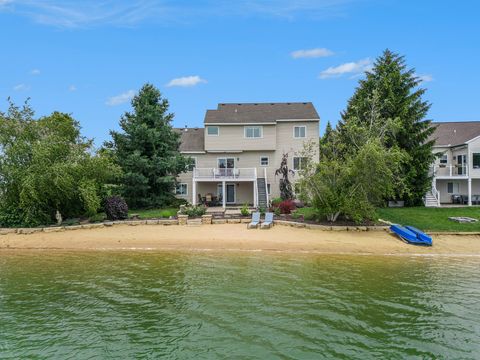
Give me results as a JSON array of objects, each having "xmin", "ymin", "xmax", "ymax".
[
  {"xmin": 222, "ymin": 181, "xmax": 226, "ymax": 209},
  {"xmin": 192, "ymin": 180, "xmax": 197, "ymax": 206},
  {"xmin": 253, "ymin": 180, "xmax": 258, "ymax": 208},
  {"xmin": 468, "ymin": 178, "xmax": 472, "ymax": 206}
]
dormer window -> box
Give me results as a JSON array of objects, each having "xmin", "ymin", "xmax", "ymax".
[
  {"xmin": 293, "ymin": 125, "xmax": 306, "ymax": 138},
  {"xmin": 207, "ymin": 126, "xmax": 219, "ymax": 136},
  {"xmin": 245, "ymin": 126, "xmax": 262, "ymax": 138}
]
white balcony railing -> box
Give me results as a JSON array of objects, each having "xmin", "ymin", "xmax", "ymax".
[
  {"xmin": 432, "ymin": 164, "xmax": 468, "ymax": 177},
  {"xmin": 193, "ymin": 168, "xmax": 257, "ymax": 180}
]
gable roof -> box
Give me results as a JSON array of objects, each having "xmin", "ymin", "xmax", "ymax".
[
  {"xmin": 429, "ymin": 121, "xmax": 480, "ymax": 147},
  {"xmin": 175, "ymin": 127, "xmax": 205, "ymax": 152},
  {"xmin": 204, "ymin": 102, "xmax": 320, "ymax": 124}
]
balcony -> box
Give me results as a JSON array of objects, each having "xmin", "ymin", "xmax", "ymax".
[
  {"xmin": 431, "ymin": 164, "xmax": 468, "ymax": 178},
  {"xmin": 193, "ymin": 168, "xmax": 257, "ymax": 181}
]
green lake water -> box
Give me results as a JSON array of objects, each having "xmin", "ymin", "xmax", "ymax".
[{"xmin": 1, "ymin": 251, "xmax": 480, "ymax": 359}]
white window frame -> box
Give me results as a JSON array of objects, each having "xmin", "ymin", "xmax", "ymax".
[
  {"xmin": 293, "ymin": 125, "xmax": 307, "ymax": 139},
  {"xmin": 260, "ymin": 156, "xmax": 269, "ymax": 166},
  {"xmin": 175, "ymin": 183, "xmax": 188, "ymax": 196},
  {"xmin": 244, "ymin": 126, "xmax": 263, "ymax": 139},
  {"xmin": 447, "ymin": 182, "xmax": 459, "ymax": 194},
  {"xmin": 206, "ymin": 126, "xmax": 219, "ymax": 136},
  {"xmin": 187, "ymin": 157, "xmax": 197, "ymax": 171},
  {"xmin": 293, "ymin": 156, "xmax": 307, "ymax": 171},
  {"xmin": 439, "ymin": 154, "xmax": 448, "ymax": 164}
]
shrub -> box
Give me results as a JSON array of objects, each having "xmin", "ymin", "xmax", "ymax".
[
  {"xmin": 104, "ymin": 196, "xmax": 129, "ymax": 220},
  {"xmin": 278, "ymin": 200, "xmax": 296, "ymax": 214},
  {"xmin": 181, "ymin": 205, "xmax": 206, "ymax": 217},
  {"xmin": 259, "ymin": 206, "xmax": 266, "ymax": 216},
  {"xmin": 241, "ymin": 204, "xmax": 250, "ymax": 217},
  {"xmin": 273, "ymin": 207, "xmax": 281, "ymax": 216},
  {"xmin": 291, "ymin": 211, "xmax": 300, "ymax": 220},
  {"xmin": 271, "ymin": 197, "xmax": 283, "ymax": 207}
]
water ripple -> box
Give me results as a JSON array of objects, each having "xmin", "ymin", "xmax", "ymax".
[{"xmin": 1, "ymin": 252, "xmax": 480, "ymax": 359}]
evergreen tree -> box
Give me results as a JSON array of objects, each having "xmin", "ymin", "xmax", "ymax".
[
  {"xmin": 339, "ymin": 49, "xmax": 435, "ymax": 205},
  {"xmin": 107, "ymin": 84, "xmax": 188, "ymax": 208}
]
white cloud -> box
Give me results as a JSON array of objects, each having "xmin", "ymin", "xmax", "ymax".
[
  {"xmin": 291, "ymin": 48, "xmax": 334, "ymax": 59},
  {"xmin": 166, "ymin": 75, "xmax": 207, "ymax": 87},
  {"xmin": 1, "ymin": 0, "xmax": 356, "ymax": 28},
  {"xmin": 106, "ymin": 89, "xmax": 135, "ymax": 106},
  {"xmin": 13, "ymin": 83, "xmax": 30, "ymax": 91},
  {"xmin": 319, "ymin": 58, "xmax": 372, "ymax": 79},
  {"xmin": 416, "ymin": 74, "xmax": 434, "ymax": 82},
  {"xmin": 30, "ymin": 69, "xmax": 41, "ymax": 75},
  {"xmin": 68, "ymin": 84, "xmax": 77, "ymax": 91}
]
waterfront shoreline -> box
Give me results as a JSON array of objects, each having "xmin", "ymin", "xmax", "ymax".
[{"xmin": 1, "ymin": 224, "xmax": 480, "ymax": 255}]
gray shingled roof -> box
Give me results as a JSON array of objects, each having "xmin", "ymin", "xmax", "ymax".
[
  {"xmin": 429, "ymin": 121, "xmax": 480, "ymax": 147},
  {"xmin": 175, "ymin": 127, "xmax": 205, "ymax": 152},
  {"xmin": 204, "ymin": 102, "xmax": 320, "ymax": 124}
]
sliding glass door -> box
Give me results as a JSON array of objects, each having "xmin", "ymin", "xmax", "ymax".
[{"xmin": 218, "ymin": 158, "xmax": 235, "ymax": 177}]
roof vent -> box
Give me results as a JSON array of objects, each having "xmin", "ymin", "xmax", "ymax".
[
  {"xmin": 454, "ymin": 129, "xmax": 457, "ymax": 134},
  {"xmin": 235, "ymin": 108, "xmax": 238, "ymax": 113},
  {"xmin": 184, "ymin": 125, "xmax": 188, "ymax": 132},
  {"xmin": 287, "ymin": 102, "xmax": 291, "ymax": 105}
]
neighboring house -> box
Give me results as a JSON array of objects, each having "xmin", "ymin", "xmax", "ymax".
[
  {"xmin": 426, "ymin": 121, "xmax": 480, "ymax": 206},
  {"xmin": 175, "ymin": 102, "xmax": 320, "ymax": 208}
]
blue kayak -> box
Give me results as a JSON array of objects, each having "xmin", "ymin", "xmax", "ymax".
[{"xmin": 390, "ymin": 224, "xmax": 432, "ymax": 246}]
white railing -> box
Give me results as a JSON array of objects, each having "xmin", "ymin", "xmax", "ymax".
[
  {"xmin": 264, "ymin": 167, "xmax": 269, "ymax": 206},
  {"xmin": 432, "ymin": 164, "xmax": 468, "ymax": 177},
  {"xmin": 193, "ymin": 167, "xmax": 257, "ymax": 180},
  {"xmin": 431, "ymin": 183, "xmax": 440, "ymax": 207}
]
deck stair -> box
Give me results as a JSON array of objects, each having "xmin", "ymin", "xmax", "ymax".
[
  {"xmin": 257, "ymin": 178, "xmax": 268, "ymax": 209},
  {"xmin": 424, "ymin": 191, "xmax": 439, "ymax": 207}
]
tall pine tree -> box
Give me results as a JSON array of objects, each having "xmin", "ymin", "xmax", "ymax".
[
  {"xmin": 339, "ymin": 49, "xmax": 435, "ymax": 205},
  {"xmin": 107, "ymin": 84, "xmax": 188, "ymax": 208}
]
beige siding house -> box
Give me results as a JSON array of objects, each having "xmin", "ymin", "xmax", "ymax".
[
  {"xmin": 175, "ymin": 102, "xmax": 320, "ymax": 208},
  {"xmin": 426, "ymin": 121, "xmax": 480, "ymax": 206}
]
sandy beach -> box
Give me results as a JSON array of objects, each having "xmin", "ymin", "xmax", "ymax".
[{"xmin": 0, "ymin": 224, "xmax": 479, "ymax": 255}]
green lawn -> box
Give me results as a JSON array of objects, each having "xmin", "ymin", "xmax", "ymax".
[
  {"xmin": 377, "ymin": 207, "xmax": 480, "ymax": 232},
  {"xmin": 129, "ymin": 208, "xmax": 178, "ymax": 219}
]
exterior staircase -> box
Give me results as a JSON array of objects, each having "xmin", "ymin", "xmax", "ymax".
[
  {"xmin": 424, "ymin": 190, "xmax": 440, "ymax": 207},
  {"xmin": 256, "ymin": 178, "xmax": 268, "ymax": 209}
]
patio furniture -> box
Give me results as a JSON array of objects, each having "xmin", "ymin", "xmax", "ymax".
[
  {"xmin": 462, "ymin": 195, "xmax": 469, "ymax": 205},
  {"xmin": 451, "ymin": 194, "xmax": 462, "ymax": 204},
  {"xmin": 247, "ymin": 212, "xmax": 260, "ymax": 229},
  {"xmin": 260, "ymin": 212, "xmax": 274, "ymax": 229},
  {"xmin": 473, "ymin": 195, "xmax": 480, "ymax": 205}
]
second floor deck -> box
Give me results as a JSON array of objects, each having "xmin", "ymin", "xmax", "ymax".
[{"xmin": 193, "ymin": 167, "xmax": 257, "ymax": 181}]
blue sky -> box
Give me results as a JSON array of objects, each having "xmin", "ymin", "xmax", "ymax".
[{"xmin": 1, "ymin": 0, "xmax": 479, "ymax": 146}]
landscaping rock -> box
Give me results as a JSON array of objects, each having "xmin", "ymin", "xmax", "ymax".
[
  {"xmin": 367, "ymin": 226, "xmax": 389, "ymax": 231},
  {"xmin": 240, "ymin": 218, "xmax": 251, "ymax": 223},
  {"xmin": 227, "ymin": 218, "xmax": 241, "ymax": 224},
  {"xmin": 125, "ymin": 220, "xmax": 145, "ymax": 226},
  {"xmin": 178, "ymin": 215, "xmax": 188, "ymax": 225},
  {"xmin": 158, "ymin": 219, "xmax": 177, "ymax": 225},
  {"xmin": 17, "ymin": 228, "xmax": 43, "ymax": 234},
  {"xmin": 103, "ymin": 222, "xmax": 114, "ymax": 227},
  {"xmin": 212, "ymin": 219, "xmax": 227, "ymax": 224},
  {"xmin": 0, "ymin": 228, "xmax": 17, "ymax": 235},
  {"xmin": 43, "ymin": 227, "xmax": 65, "ymax": 233},
  {"xmin": 306, "ymin": 224, "xmax": 332, "ymax": 231},
  {"xmin": 65, "ymin": 225, "xmax": 83, "ymax": 230},
  {"xmin": 331, "ymin": 226, "xmax": 348, "ymax": 231},
  {"xmin": 202, "ymin": 215, "xmax": 213, "ymax": 225},
  {"xmin": 146, "ymin": 219, "xmax": 159, "ymax": 225}
]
